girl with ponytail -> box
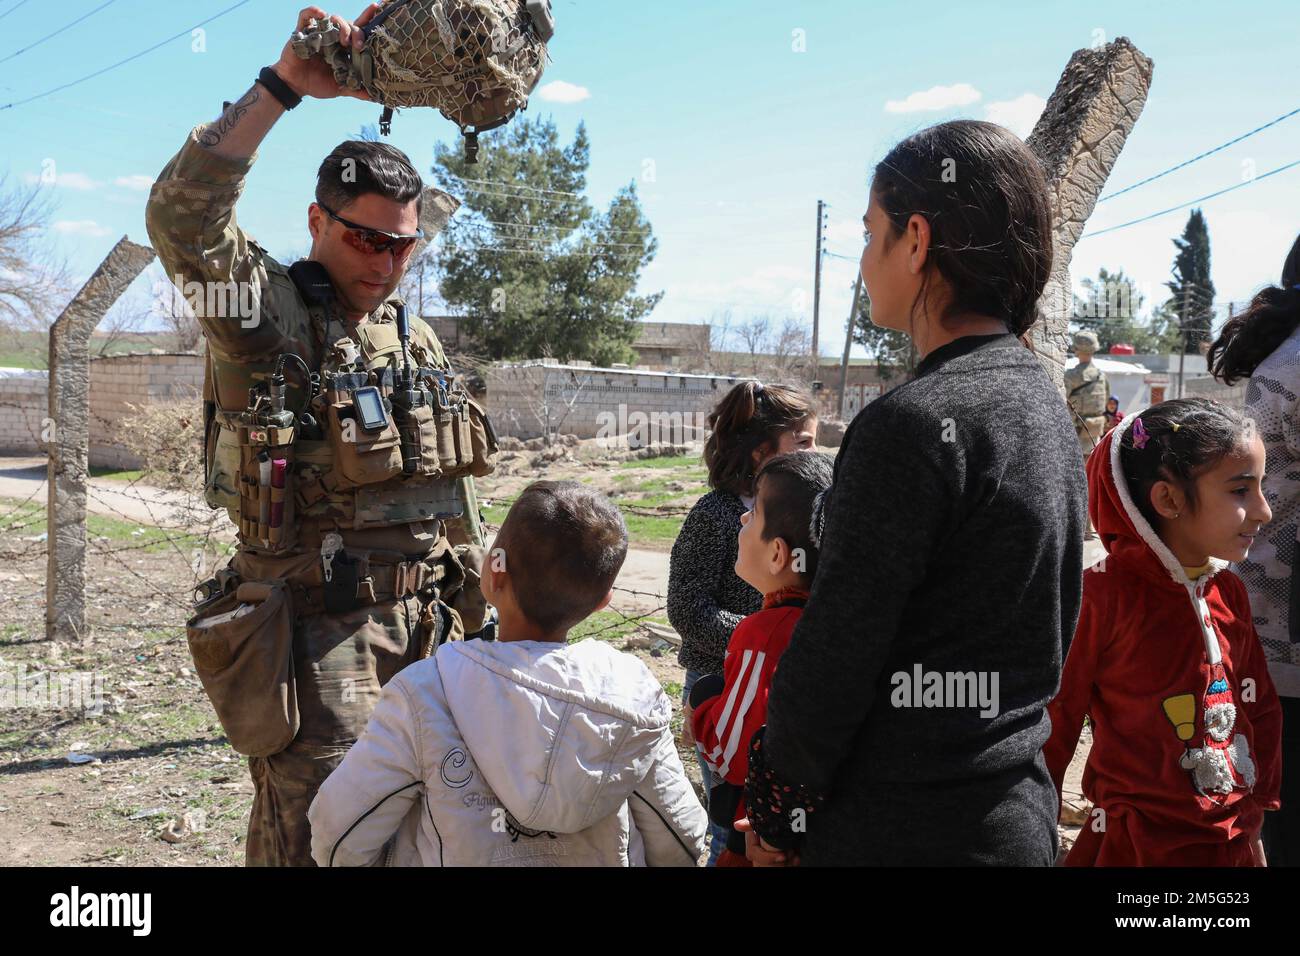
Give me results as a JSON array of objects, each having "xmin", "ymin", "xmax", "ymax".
[
  {"xmin": 1208, "ymin": 232, "xmax": 1300, "ymax": 866},
  {"xmin": 667, "ymin": 378, "xmax": 816, "ymax": 865},
  {"xmin": 739, "ymin": 121, "xmax": 1088, "ymax": 866}
]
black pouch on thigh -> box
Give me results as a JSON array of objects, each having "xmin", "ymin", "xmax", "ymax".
[{"xmin": 323, "ymin": 549, "xmax": 362, "ymax": 615}]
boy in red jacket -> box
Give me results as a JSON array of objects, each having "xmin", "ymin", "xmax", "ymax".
[{"xmin": 689, "ymin": 452, "xmax": 834, "ymax": 866}]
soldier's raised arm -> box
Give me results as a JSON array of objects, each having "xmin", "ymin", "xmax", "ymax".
[{"xmin": 145, "ymin": 5, "xmax": 379, "ymax": 346}]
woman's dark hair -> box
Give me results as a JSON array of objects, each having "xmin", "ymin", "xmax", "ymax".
[
  {"xmin": 1119, "ymin": 398, "xmax": 1252, "ymax": 530},
  {"xmin": 1208, "ymin": 233, "xmax": 1300, "ymax": 385},
  {"xmin": 704, "ymin": 381, "xmax": 817, "ymax": 496},
  {"xmin": 872, "ymin": 119, "xmax": 1053, "ymax": 337},
  {"xmin": 755, "ymin": 452, "xmax": 835, "ymax": 583}
]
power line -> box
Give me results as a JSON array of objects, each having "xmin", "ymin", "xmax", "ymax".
[
  {"xmin": 0, "ymin": 0, "xmax": 32, "ymax": 22},
  {"xmin": 466, "ymin": 217, "xmax": 654, "ymax": 240},
  {"xmin": 455, "ymin": 229, "xmax": 650, "ymax": 250},
  {"xmin": 1082, "ymin": 155, "xmax": 1300, "ymax": 239},
  {"xmin": 1098, "ymin": 105, "xmax": 1300, "ymax": 203},
  {"xmin": 457, "ymin": 184, "xmax": 587, "ymax": 206},
  {"xmin": 453, "ymin": 176, "xmax": 588, "ymax": 198},
  {"xmin": 0, "ymin": 0, "xmax": 119, "ymax": 65},
  {"xmin": 0, "ymin": 0, "xmax": 251, "ymax": 112}
]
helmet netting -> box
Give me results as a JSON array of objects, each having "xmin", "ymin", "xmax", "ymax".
[{"xmin": 291, "ymin": 0, "xmax": 547, "ymax": 130}]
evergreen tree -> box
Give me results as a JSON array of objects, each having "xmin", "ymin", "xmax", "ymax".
[
  {"xmin": 1072, "ymin": 266, "xmax": 1181, "ymax": 353},
  {"xmin": 850, "ymin": 286, "xmax": 914, "ymax": 381},
  {"xmin": 1165, "ymin": 209, "xmax": 1216, "ymax": 355},
  {"xmin": 433, "ymin": 117, "xmax": 661, "ymax": 366}
]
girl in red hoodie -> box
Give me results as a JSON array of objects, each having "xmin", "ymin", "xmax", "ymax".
[{"xmin": 1046, "ymin": 398, "xmax": 1283, "ymax": 865}]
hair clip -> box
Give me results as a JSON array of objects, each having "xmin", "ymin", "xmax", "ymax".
[
  {"xmin": 753, "ymin": 382, "xmax": 766, "ymax": 396},
  {"xmin": 1132, "ymin": 417, "xmax": 1150, "ymax": 450},
  {"xmin": 1170, "ymin": 422, "xmax": 1181, "ymax": 432}
]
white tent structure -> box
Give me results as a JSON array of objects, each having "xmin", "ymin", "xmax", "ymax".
[{"xmin": 1065, "ymin": 356, "xmax": 1152, "ymax": 415}]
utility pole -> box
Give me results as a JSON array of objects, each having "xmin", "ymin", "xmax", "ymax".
[
  {"xmin": 1177, "ymin": 283, "xmax": 1190, "ymax": 399},
  {"xmin": 811, "ymin": 199, "xmax": 825, "ymax": 383},
  {"xmin": 838, "ymin": 272, "xmax": 862, "ymax": 419}
]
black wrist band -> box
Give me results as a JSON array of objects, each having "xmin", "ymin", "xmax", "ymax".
[{"xmin": 257, "ymin": 66, "xmax": 302, "ymax": 111}]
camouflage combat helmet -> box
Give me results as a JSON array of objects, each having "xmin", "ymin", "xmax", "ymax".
[{"xmin": 291, "ymin": 0, "xmax": 553, "ymax": 161}]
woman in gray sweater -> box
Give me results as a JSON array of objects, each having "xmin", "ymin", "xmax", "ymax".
[{"xmin": 742, "ymin": 120, "xmax": 1087, "ymax": 866}]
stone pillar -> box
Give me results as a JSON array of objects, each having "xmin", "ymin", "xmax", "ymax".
[
  {"xmin": 46, "ymin": 237, "xmax": 156, "ymax": 643},
  {"xmin": 1026, "ymin": 37, "xmax": 1153, "ymax": 390}
]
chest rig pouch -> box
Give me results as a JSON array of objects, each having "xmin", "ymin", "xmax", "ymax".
[
  {"xmin": 315, "ymin": 307, "xmax": 495, "ymax": 493},
  {"xmin": 231, "ymin": 355, "xmax": 301, "ymax": 554}
]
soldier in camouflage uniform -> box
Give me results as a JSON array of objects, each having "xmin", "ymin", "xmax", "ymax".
[
  {"xmin": 1064, "ymin": 330, "xmax": 1110, "ymax": 460},
  {"xmin": 147, "ymin": 5, "xmax": 492, "ymax": 866}
]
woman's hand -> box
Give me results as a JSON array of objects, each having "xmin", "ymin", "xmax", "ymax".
[
  {"xmin": 679, "ymin": 701, "xmax": 696, "ymax": 748},
  {"xmin": 274, "ymin": 5, "xmax": 379, "ymax": 100},
  {"xmin": 735, "ymin": 817, "xmax": 798, "ymax": 866}
]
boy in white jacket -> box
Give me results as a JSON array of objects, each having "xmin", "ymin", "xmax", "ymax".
[{"xmin": 308, "ymin": 480, "xmax": 707, "ymax": 866}]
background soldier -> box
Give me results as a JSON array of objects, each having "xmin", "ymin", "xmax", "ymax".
[
  {"xmin": 1065, "ymin": 330, "xmax": 1110, "ymax": 460},
  {"xmin": 147, "ymin": 5, "xmax": 492, "ymax": 866}
]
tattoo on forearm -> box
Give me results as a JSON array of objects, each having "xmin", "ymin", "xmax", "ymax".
[{"xmin": 199, "ymin": 87, "xmax": 261, "ymax": 148}]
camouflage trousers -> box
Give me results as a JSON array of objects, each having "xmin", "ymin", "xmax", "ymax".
[
  {"xmin": 1076, "ymin": 416, "xmax": 1107, "ymax": 462},
  {"xmin": 241, "ymin": 593, "xmax": 429, "ymax": 866}
]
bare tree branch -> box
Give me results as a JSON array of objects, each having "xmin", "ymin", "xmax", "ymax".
[{"xmin": 0, "ymin": 173, "xmax": 72, "ymax": 329}]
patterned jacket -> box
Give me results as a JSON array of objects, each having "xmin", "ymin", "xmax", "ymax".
[
  {"xmin": 668, "ymin": 489, "xmax": 761, "ymax": 675},
  {"xmin": 1235, "ymin": 323, "xmax": 1300, "ymax": 698}
]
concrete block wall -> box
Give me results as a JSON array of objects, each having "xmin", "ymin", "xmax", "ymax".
[
  {"xmin": 486, "ymin": 361, "xmax": 753, "ymax": 441},
  {"xmin": 0, "ymin": 352, "xmax": 203, "ymax": 468},
  {"xmin": 1182, "ymin": 375, "xmax": 1247, "ymax": 414},
  {"xmin": 0, "ymin": 369, "xmax": 48, "ymax": 454},
  {"xmin": 88, "ymin": 352, "xmax": 204, "ymax": 468}
]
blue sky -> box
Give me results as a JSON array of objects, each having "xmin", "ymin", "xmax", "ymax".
[{"xmin": 3, "ymin": 0, "xmax": 1298, "ymax": 357}]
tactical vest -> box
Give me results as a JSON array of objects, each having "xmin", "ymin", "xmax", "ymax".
[{"xmin": 200, "ymin": 258, "xmax": 496, "ymax": 557}]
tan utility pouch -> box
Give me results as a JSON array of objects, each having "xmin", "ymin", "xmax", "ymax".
[
  {"xmin": 448, "ymin": 543, "xmax": 488, "ymax": 634},
  {"xmin": 186, "ymin": 580, "xmax": 299, "ymax": 757},
  {"xmin": 432, "ymin": 395, "xmax": 462, "ymax": 474},
  {"xmin": 452, "ymin": 395, "xmax": 496, "ymax": 478},
  {"xmin": 404, "ymin": 399, "xmax": 445, "ymax": 477},
  {"xmin": 326, "ymin": 395, "xmax": 405, "ymax": 488},
  {"xmin": 236, "ymin": 423, "xmax": 297, "ymax": 553}
]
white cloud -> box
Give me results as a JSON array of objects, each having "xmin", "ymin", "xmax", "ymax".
[
  {"xmin": 885, "ymin": 83, "xmax": 981, "ymax": 114},
  {"xmin": 23, "ymin": 171, "xmax": 100, "ymax": 190},
  {"xmin": 825, "ymin": 217, "xmax": 867, "ymax": 246},
  {"xmin": 983, "ymin": 93, "xmax": 1047, "ymax": 139},
  {"xmin": 115, "ymin": 174, "xmax": 154, "ymax": 191},
  {"xmin": 535, "ymin": 80, "xmax": 590, "ymax": 104},
  {"xmin": 53, "ymin": 220, "xmax": 111, "ymax": 238}
]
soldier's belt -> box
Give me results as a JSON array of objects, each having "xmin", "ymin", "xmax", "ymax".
[{"xmin": 290, "ymin": 545, "xmax": 464, "ymax": 617}]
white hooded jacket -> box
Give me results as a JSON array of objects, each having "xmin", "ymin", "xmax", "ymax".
[{"xmin": 308, "ymin": 637, "xmax": 707, "ymax": 866}]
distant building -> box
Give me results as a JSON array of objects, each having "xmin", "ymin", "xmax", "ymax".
[
  {"xmin": 1073, "ymin": 351, "xmax": 1245, "ymax": 413},
  {"xmin": 424, "ymin": 315, "xmax": 473, "ymax": 352},
  {"xmin": 417, "ymin": 316, "xmax": 712, "ymax": 371},
  {"xmin": 632, "ymin": 322, "xmax": 712, "ymax": 369}
]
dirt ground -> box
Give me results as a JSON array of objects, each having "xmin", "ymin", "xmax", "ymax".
[{"xmin": 0, "ymin": 444, "xmax": 1090, "ymax": 865}]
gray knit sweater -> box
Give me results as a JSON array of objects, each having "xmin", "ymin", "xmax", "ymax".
[
  {"xmin": 668, "ymin": 489, "xmax": 762, "ymax": 675},
  {"xmin": 748, "ymin": 333, "xmax": 1087, "ymax": 865}
]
